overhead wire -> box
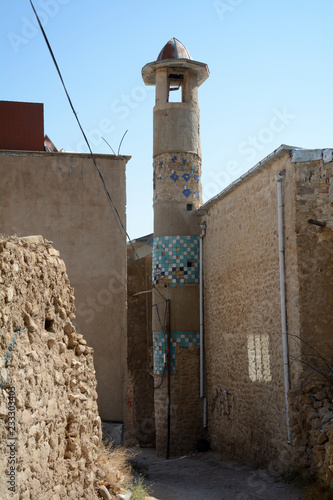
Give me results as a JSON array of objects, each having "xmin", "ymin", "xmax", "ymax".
[{"xmin": 28, "ymin": 0, "xmax": 167, "ymax": 305}]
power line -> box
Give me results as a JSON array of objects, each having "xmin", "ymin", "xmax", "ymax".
[{"xmin": 29, "ymin": 0, "xmax": 167, "ymax": 304}]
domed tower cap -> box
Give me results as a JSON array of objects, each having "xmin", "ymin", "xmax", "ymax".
[
  {"xmin": 142, "ymin": 38, "xmax": 209, "ymax": 87},
  {"xmin": 157, "ymin": 38, "xmax": 193, "ymax": 61}
]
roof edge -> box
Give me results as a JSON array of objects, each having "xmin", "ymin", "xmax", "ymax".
[
  {"xmin": 197, "ymin": 144, "xmax": 297, "ymax": 216},
  {"xmin": 0, "ymin": 149, "xmax": 131, "ymax": 162}
]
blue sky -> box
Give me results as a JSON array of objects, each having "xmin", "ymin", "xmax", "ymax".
[{"xmin": 2, "ymin": 0, "xmax": 333, "ymax": 239}]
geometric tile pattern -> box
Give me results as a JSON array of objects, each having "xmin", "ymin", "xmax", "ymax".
[
  {"xmin": 153, "ymin": 330, "xmax": 200, "ymax": 375},
  {"xmin": 152, "ymin": 236, "xmax": 199, "ymax": 287}
]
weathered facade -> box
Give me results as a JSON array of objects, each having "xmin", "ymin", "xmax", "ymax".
[
  {"xmin": 0, "ymin": 235, "xmax": 102, "ymax": 499},
  {"xmin": 142, "ymin": 38, "xmax": 209, "ymax": 456},
  {"xmin": 198, "ymin": 146, "xmax": 333, "ymax": 472},
  {"xmin": 0, "ymin": 113, "xmax": 129, "ymax": 424}
]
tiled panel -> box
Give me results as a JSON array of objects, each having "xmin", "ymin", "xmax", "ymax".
[
  {"xmin": 153, "ymin": 331, "xmax": 200, "ymax": 375},
  {"xmin": 152, "ymin": 235, "xmax": 199, "ymax": 286},
  {"xmin": 152, "ymin": 155, "xmax": 201, "ymax": 204}
]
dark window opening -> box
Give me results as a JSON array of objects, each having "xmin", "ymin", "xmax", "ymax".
[
  {"xmin": 187, "ymin": 204, "xmax": 192, "ymax": 211},
  {"xmin": 168, "ymin": 74, "xmax": 184, "ymax": 103},
  {"xmin": 187, "ymin": 260, "xmax": 194, "ymax": 268}
]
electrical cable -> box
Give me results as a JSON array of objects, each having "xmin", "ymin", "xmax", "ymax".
[{"xmin": 29, "ymin": 0, "xmax": 167, "ymax": 305}]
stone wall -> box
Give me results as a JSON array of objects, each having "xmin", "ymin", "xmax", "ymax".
[
  {"xmin": 201, "ymin": 148, "xmax": 333, "ymax": 475},
  {"xmin": 202, "ymin": 153, "xmax": 294, "ymax": 469},
  {"xmin": 289, "ymin": 383, "xmax": 333, "ymax": 485},
  {"xmin": 0, "ymin": 151, "xmax": 129, "ymax": 422},
  {"xmin": 127, "ymin": 245, "xmax": 155, "ymax": 448},
  {"xmin": 0, "ymin": 236, "xmax": 102, "ymax": 499},
  {"xmin": 288, "ymin": 155, "xmax": 333, "ymax": 482},
  {"xmin": 293, "ymin": 156, "xmax": 333, "ymax": 359}
]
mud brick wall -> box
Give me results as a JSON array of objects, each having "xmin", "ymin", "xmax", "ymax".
[{"xmin": 0, "ymin": 236, "xmax": 102, "ymax": 499}]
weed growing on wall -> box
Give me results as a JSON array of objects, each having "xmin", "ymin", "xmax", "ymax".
[
  {"xmin": 126, "ymin": 476, "xmax": 152, "ymax": 500},
  {"xmin": 290, "ymin": 334, "xmax": 333, "ymax": 386}
]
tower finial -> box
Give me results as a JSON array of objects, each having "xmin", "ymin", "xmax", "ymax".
[{"xmin": 157, "ymin": 38, "xmax": 193, "ymax": 61}]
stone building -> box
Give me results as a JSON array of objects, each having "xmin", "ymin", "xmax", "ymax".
[
  {"xmin": 129, "ymin": 38, "xmax": 333, "ymax": 478},
  {"xmin": 198, "ymin": 145, "xmax": 333, "ymax": 471},
  {"xmin": 0, "ymin": 101, "xmax": 130, "ymax": 425}
]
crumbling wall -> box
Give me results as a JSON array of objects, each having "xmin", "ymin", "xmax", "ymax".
[{"xmin": 0, "ymin": 235, "xmax": 102, "ymax": 499}]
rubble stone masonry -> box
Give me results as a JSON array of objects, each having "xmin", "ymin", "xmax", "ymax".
[
  {"xmin": 203, "ymin": 154, "xmax": 295, "ymax": 469},
  {"xmin": 0, "ymin": 235, "xmax": 102, "ymax": 499},
  {"xmin": 202, "ymin": 150, "xmax": 333, "ymax": 473}
]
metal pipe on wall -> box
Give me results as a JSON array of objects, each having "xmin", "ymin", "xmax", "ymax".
[
  {"xmin": 199, "ymin": 221, "xmax": 207, "ymax": 427},
  {"xmin": 166, "ymin": 299, "xmax": 171, "ymax": 459},
  {"xmin": 276, "ymin": 173, "xmax": 291, "ymax": 443}
]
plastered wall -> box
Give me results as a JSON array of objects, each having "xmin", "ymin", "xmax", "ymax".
[{"xmin": 0, "ymin": 151, "xmax": 129, "ymax": 422}]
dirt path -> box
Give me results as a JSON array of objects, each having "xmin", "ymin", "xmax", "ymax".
[{"xmin": 135, "ymin": 449, "xmax": 306, "ymax": 500}]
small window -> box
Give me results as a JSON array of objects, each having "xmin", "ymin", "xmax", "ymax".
[
  {"xmin": 168, "ymin": 73, "xmax": 183, "ymax": 103},
  {"xmin": 187, "ymin": 204, "xmax": 192, "ymax": 211},
  {"xmin": 187, "ymin": 260, "xmax": 194, "ymax": 268}
]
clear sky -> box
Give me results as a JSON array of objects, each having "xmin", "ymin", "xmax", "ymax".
[{"xmin": 2, "ymin": 0, "xmax": 333, "ymax": 239}]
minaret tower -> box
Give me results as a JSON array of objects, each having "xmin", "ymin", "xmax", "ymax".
[{"xmin": 142, "ymin": 38, "xmax": 209, "ymax": 456}]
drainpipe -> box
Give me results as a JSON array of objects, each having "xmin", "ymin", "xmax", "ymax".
[
  {"xmin": 166, "ymin": 299, "xmax": 171, "ymax": 459},
  {"xmin": 199, "ymin": 221, "xmax": 207, "ymax": 428},
  {"xmin": 276, "ymin": 173, "xmax": 291, "ymax": 443}
]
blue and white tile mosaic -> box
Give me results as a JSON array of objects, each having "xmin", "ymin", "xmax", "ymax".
[
  {"xmin": 153, "ymin": 235, "xmax": 199, "ymax": 286},
  {"xmin": 153, "ymin": 330, "xmax": 200, "ymax": 374}
]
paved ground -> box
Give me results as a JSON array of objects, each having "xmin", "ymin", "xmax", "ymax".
[{"xmin": 135, "ymin": 449, "xmax": 306, "ymax": 500}]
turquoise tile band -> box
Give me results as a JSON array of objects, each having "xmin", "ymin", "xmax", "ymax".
[
  {"xmin": 152, "ymin": 235, "xmax": 199, "ymax": 287},
  {"xmin": 153, "ymin": 331, "xmax": 200, "ymax": 375}
]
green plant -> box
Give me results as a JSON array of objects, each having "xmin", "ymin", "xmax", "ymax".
[{"xmin": 126, "ymin": 476, "xmax": 152, "ymax": 500}]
